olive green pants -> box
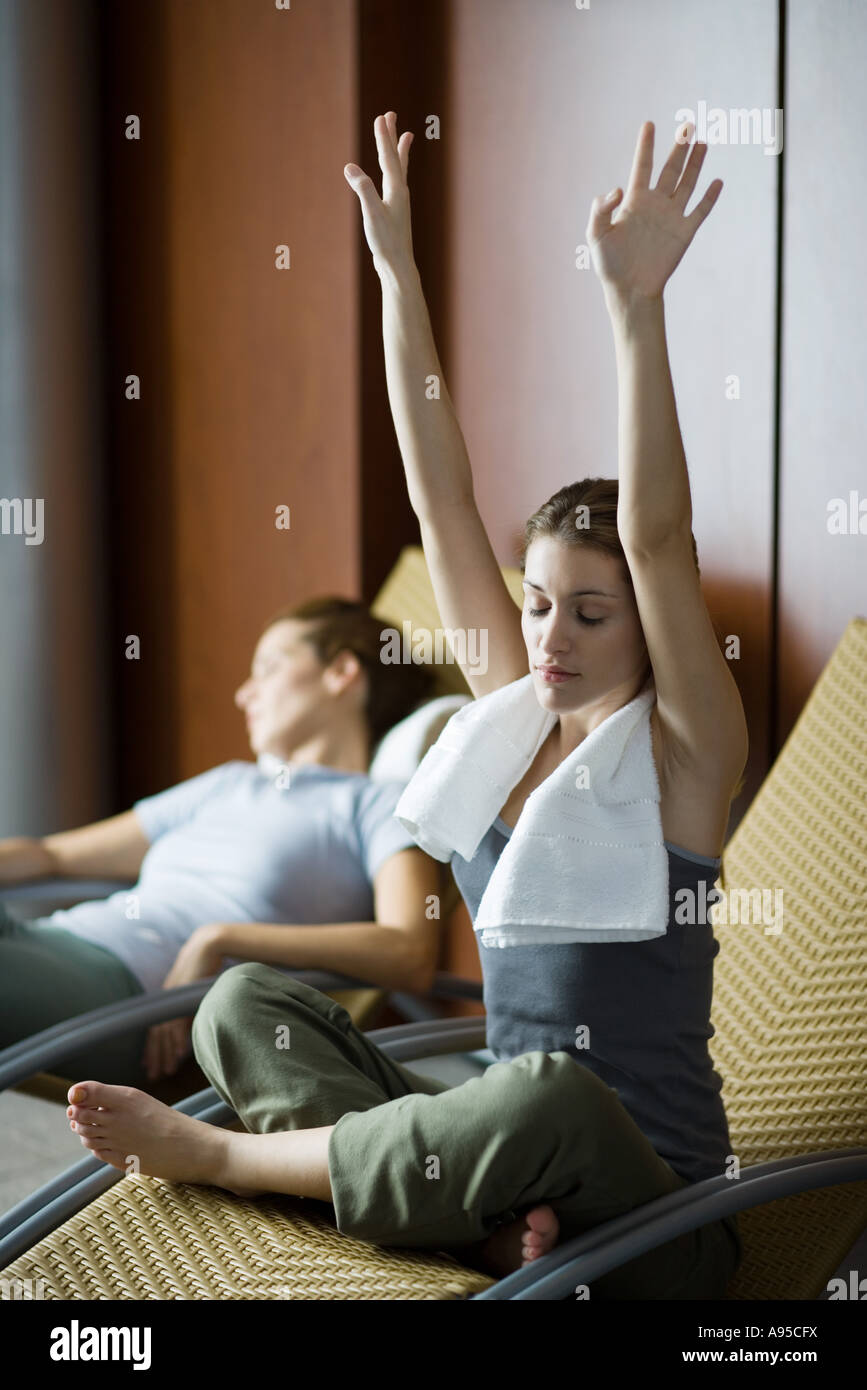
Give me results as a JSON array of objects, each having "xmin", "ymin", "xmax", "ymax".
[
  {"xmin": 192, "ymin": 963, "xmax": 741, "ymax": 1299},
  {"xmin": 0, "ymin": 902, "xmax": 148, "ymax": 1084}
]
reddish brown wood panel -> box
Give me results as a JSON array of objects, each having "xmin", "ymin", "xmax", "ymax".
[
  {"xmin": 103, "ymin": 0, "xmax": 361, "ymax": 802},
  {"xmin": 357, "ymin": 0, "xmax": 451, "ymax": 601}
]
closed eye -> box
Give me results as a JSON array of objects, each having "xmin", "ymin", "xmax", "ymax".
[{"xmin": 527, "ymin": 607, "xmax": 604, "ymax": 626}]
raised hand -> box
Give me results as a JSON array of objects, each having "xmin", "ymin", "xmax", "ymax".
[
  {"xmin": 344, "ymin": 111, "xmax": 416, "ymax": 278},
  {"xmin": 586, "ymin": 120, "xmax": 722, "ymax": 301}
]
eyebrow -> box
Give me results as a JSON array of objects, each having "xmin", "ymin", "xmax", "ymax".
[{"xmin": 522, "ymin": 580, "xmax": 617, "ymax": 598}]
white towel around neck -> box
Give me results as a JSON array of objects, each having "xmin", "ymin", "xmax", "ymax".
[{"xmin": 394, "ymin": 673, "xmax": 669, "ymax": 946}]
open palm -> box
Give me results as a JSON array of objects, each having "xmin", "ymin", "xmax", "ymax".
[
  {"xmin": 344, "ymin": 111, "xmax": 415, "ymax": 277},
  {"xmin": 587, "ymin": 120, "xmax": 722, "ymax": 300}
]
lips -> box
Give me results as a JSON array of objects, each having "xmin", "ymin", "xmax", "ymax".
[{"xmin": 537, "ymin": 666, "xmax": 578, "ymax": 682}]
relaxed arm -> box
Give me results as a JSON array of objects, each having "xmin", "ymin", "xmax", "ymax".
[
  {"xmin": 201, "ymin": 848, "xmax": 443, "ymax": 994},
  {"xmin": 0, "ymin": 810, "xmax": 150, "ymax": 885}
]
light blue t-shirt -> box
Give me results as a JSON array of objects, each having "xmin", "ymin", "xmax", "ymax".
[{"xmin": 52, "ymin": 761, "xmax": 418, "ymax": 992}]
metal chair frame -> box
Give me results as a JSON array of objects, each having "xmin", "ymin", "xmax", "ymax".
[{"xmin": 2, "ymin": 888, "xmax": 865, "ymax": 1299}]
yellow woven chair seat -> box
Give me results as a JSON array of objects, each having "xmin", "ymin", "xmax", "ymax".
[{"xmin": 2, "ymin": 1175, "xmax": 494, "ymax": 1300}]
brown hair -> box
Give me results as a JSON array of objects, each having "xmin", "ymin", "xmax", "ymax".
[
  {"xmin": 516, "ymin": 478, "xmax": 747, "ymax": 802},
  {"xmin": 517, "ymin": 476, "xmax": 700, "ymax": 578},
  {"xmin": 262, "ymin": 597, "xmax": 435, "ymax": 750}
]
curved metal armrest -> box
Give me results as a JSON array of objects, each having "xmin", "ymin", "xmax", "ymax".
[
  {"xmin": 0, "ymin": 1011, "xmax": 488, "ymax": 1264},
  {"xmin": 0, "ymin": 969, "xmax": 485, "ymax": 1092},
  {"xmin": 475, "ymin": 1147, "xmax": 867, "ymax": 1300},
  {"xmin": 1, "ymin": 879, "xmax": 133, "ymax": 910}
]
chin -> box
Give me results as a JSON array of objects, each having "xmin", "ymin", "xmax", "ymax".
[{"xmin": 533, "ymin": 675, "xmax": 578, "ymax": 702}]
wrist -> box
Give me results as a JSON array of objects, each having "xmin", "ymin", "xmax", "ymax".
[
  {"xmin": 377, "ymin": 255, "xmax": 422, "ymax": 298},
  {"xmin": 0, "ymin": 836, "xmax": 54, "ymax": 882},
  {"xmin": 603, "ymin": 283, "xmax": 664, "ymax": 325},
  {"xmin": 195, "ymin": 922, "xmax": 228, "ymax": 954}
]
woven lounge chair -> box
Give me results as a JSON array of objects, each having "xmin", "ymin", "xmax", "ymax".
[{"xmin": 1, "ymin": 586, "xmax": 865, "ymax": 1298}]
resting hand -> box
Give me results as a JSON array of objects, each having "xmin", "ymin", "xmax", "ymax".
[
  {"xmin": 142, "ymin": 925, "xmax": 225, "ymax": 1080},
  {"xmin": 587, "ymin": 120, "xmax": 722, "ymax": 302},
  {"xmin": 344, "ymin": 111, "xmax": 415, "ymax": 278}
]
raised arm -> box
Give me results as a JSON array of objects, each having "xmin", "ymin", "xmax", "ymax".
[
  {"xmin": 586, "ymin": 121, "xmax": 747, "ymax": 796},
  {"xmin": 344, "ymin": 111, "xmax": 526, "ymax": 697}
]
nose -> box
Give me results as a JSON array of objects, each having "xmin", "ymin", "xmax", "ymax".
[
  {"xmin": 235, "ymin": 678, "xmax": 253, "ymax": 709},
  {"xmin": 536, "ymin": 607, "xmax": 572, "ymax": 658}
]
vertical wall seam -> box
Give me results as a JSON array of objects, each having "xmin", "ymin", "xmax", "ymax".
[{"xmin": 769, "ymin": 0, "xmax": 787, "ymax": 761}]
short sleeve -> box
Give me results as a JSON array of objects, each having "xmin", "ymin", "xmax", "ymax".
[
  {"xmin": 133, "ymin": 762, "xmax": 243, "ymax": 842},
  {"xmin": 354, "ymin": 779, "xmax": 422, "ymax": 882}
]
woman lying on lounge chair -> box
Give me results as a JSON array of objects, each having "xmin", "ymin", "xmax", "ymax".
[
  {"xmin": 63, "ymin": 116, "xmax": 747, "ymax": 1298},
  {"xmin": 0, "ymin": 598, "xmax": 440, "ymax": 1085}
]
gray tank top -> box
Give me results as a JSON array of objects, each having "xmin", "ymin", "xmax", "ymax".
[{"xmin": 451, "ymin": 815, "xmax": 737, "ymax": 1195}]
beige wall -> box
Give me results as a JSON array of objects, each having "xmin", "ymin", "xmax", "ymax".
[{"xmin": 442, "ymin": 0, "xmax": 779, "ymax": 825}]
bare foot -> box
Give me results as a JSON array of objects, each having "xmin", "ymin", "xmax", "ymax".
[
  {"xmin": 66, "ymin": 1081, "xmax": 230, "ymax": 1187},
  {"xmin": 476, "ymin": 1205, "xmax": 560, "ymax": 1277}
]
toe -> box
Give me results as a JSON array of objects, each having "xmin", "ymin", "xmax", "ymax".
[
  {"xmin": 68, "ymin": 1105, "xmax": 105, "ymax": 1124},
  {"xmin": 68, "ymin": 1080, "xmax": 120, "ymax": 1108},
  {"xmin": 68, "ymin": 1081, "xmax": 95, "ymax": 1105}
]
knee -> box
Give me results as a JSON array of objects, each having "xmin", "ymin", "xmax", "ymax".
[
  {"xmin": 192, "ymin": 962, "xmax": 279, "ymax": 1046},
  {"xmin": 498, "ymin": 1051, "xmax": 617, "ymax": 1136},
  {"xmin": 192, "ymin": 963, "xmax": 335, "ymax": 1051}
]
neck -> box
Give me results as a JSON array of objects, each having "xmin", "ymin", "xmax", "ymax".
[
  {"xmin": 553, "ymin": 673, "xmax": 649, "ymax": 758},
  {"xmin": 262, "ymin": 722, "xmax": 371, "ymax": 775}
]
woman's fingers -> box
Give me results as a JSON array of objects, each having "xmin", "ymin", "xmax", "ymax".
[
  {"xmin": 141, "ymin": 1020, "xmax": 187, "ymax": 1080},
  {"xmin": 161, "ymin": 1023, "xmax": 178, "ymax": 1076},
  {"xmin": 685, "ymin": 177, "xmax": 723, "ymax": 233},
  {"xmin": 656, "ymin": 121, "xmax": 694, "ymax": 197},
  {"xmin": 343, "ymin": 162, "xmax": 380, "ymax": 204},
  {"xmin": 625, "ymin": 120, "xmax": 655, "ymax": 198},
  {"xmin": 143, "ymin": 1024, "xmax": 169, "ymax": 1080},
  {"xmin": 397, "ymin": 130, "xmax": 413, "ymax": 182},
  {"xmin": 175, "ymin": 1018, "xmax": 192, "ymax": 1059},
  {"xmin": 375, "ymin": 112, "xmax": 405, "ymax": 202},
  {"xmin": 142, "ymin": 1028, "xmax": 157, "ymax": 1080},
  {"xmin": 670, "ymin": 136, "xmax": 707, "ymax": 210},
  {"xmin": 586, "ymin": 186, "xmax": 623, "ymax": 243}
]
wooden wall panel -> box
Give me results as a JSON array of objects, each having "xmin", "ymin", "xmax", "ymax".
[
  {"xmin": 358, "ymin": 0, "xmax": 450, "ymax": 601},
  {"xmin": 443, "ymin": 0, "xmax": 779, "ymax": 824},
  {"xmin": 777, "ymin": 2, "xmax": 867, "ymax": 745},
  {"xmin": 103, "ymin": 0, "xmax": 361, "ymax": 802}
]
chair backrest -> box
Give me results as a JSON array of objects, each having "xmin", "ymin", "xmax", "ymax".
[
  {"xmin": 710, "ymin": 618, "xmax": 867, "ymax": 1298},
  {"xmin": 370, "ymin": 545, "xmax": 525, "ymax": 698}
]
